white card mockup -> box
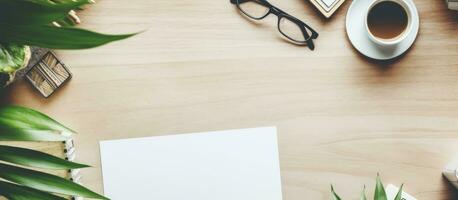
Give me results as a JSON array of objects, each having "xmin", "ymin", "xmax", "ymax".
[{"xmin": 100, "ymin": 127, "xmax": 283, "ymax": 200}]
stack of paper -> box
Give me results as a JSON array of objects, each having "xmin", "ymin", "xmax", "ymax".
[{"xmin": 446, "ymin": 0, "xmax": 458, "ymax": 10}]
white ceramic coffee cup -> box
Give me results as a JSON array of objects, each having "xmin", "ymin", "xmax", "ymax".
[{"xmin": 364, "ymin": 0, "xmax": 414, "ymax": 47}]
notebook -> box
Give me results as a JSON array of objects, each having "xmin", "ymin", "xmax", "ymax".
[{"xmin": 99, "ymin": 127, "xmax": 283, "ymax": 200}]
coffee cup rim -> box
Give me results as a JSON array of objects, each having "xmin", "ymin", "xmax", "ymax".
[{"xmin": 364, "ymin": 0, "xmax": 413, "ymax": 47}]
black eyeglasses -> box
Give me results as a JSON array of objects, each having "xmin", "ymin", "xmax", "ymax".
[{"xmin": 230, "ymin": 0, "xmax": 319, "ymax": 50}]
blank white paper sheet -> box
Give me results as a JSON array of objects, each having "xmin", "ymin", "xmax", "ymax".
[{"xmin": 99, "ymin": 127, "xmax": 283, "ymax": 200}]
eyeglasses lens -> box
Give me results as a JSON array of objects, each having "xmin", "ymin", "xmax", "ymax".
[
  {"xmin": 238, "ymin": 0, "xmax": 270, "ymax": 19},
  {"xmin": 279, "ymin": 17, "xmax": 312, "ymax": 42}
]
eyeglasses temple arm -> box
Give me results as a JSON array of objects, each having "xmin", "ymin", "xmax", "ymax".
[
  {"xmin": 232, "ymin": 0, "xmax": 272, "ymax": 7},
  {"xmin": 297, "ymin": 25, "xmax": 315, "ymax": 50},
  {"xmin": 302, "ymin": 23, "xmax": 319, "ymax": 39}
]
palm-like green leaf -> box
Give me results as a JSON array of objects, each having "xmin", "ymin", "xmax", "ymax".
[
  {"xmin": 0, "ymin": 25, "xmax": 135, "ymax": 49},
  {"xmin": 330, "ymin": 176, "xmax": 404, "ymax": 200},
  {"xmin": 5, "ymin": 0, "xmax": 90, "ymax": 10},
  {"xmin": 0, "ymin": 180, "xmax": 67, "ymax": 200},
  {"xmin": 0, "ymin": 145, "xmax": 89, "ymax": 169},
  {"xmin": 374, "ymin": 175, "xmax": 388, "ymax": 200},
  {"xmin": 0, "ymin": 128, "xmax": 69, "ymax": 141},
  {"xmin": 394, "ymin": 184, "xmax": 403, "ymax": 200},
  {"xmin": 0, "ymin": 106, "xmax": 108, "ymax": 199},
  {"xmin": 331, "ymin": 185, "xmax": 342, "ymax": 200},
  {"xmin": 0, "ymin": 105, "xmax": 73, "ymax": 141},
  {"xmin": 360, "ymin": 186, "xmax": 367, "ymax": 200},
  {"xmin": 0, "ymin": 0, "xmax": 135, "ymax": 49},
  {"xmin": 0, "ymin": 0, "xmax": 90, "ymax": 25},
  {"xmin": 0, "ymin": 163, "xmax": 108, "ymax": 199},
  {"xmin": 0, "ymin": 105, "xmax": 74, "ymax": 135},
  {"xmin": 55, "ymin": 16, "xmax": 78, "ymax": 27}
]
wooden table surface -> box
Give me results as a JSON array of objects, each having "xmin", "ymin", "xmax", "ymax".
[{"xmin": 1, "ymin": 0, "xmax": 458, "ymax": 199}]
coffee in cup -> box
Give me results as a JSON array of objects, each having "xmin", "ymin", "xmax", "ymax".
[{"xmin": 365, "ymin": 0, "xmax": 413, "ymax": 47}]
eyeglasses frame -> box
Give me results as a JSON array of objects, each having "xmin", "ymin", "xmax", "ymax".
[{"xmin": 231, "ymin": 0, "xmax": 319, "ymax": 49}]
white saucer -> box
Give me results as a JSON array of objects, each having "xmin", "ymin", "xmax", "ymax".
[{"xmin": 345, "ymin": 0, "xmax": 420, "ymax": 60}]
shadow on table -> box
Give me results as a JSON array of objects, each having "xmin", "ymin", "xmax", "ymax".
[
  {"xmin": 342, "ymin": 22, "xmax": 419, "ymax": 72},
  {"xmin": 0, "ymin": 85, "xmax": 16, "ymax": 105},
  {"xmin": 0, "ymin": 79, "xmax": 70, "ymax": 106},
  {"xmin": 353, "ymin": 46, "xmax": 412, "ymax": 71},
  {"xmin": 442, "ymin": 177, "xmax": 458, "ymax": 199}
]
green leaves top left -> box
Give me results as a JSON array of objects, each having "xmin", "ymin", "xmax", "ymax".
[
  {"xmin": 0, "ymin": 105, "xmax": 109, "ymax": 200},
  {"xmin": 0, "ymin": 0, "xmax": 136, "ymax": 87},
  {"xmin": 0, "ymin": 0, "xmax": 91, "ymax": 25},
  {"xmin": 0, "ymin": 44, "xmax": 30, "ymax": 74},
  {"xmin": 0, "ymin": 44, "xmax": 30, "ymax": 88},
  {"xmin": 0, "ymin": 0, "xmax": 135, "ymax": 49}
]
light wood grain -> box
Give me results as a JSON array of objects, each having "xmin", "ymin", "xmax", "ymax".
[{"xmin": 1, "ymin": 0, "xmax": 458, "ymax": 199}]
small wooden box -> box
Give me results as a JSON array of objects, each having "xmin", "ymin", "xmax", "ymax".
[{"xmin": 25, "ymin": 51, "xmax": 72, "ymax": 98}]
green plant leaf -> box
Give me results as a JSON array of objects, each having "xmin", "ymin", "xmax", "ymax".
[
  {"xmin": 0, "ymin": 105, "xmax": 75, "ymax": 136},
  {"xmin": 394, "ymin": 184, "xmax": 403, "ymax": 200},
  {"xmin": 0, "ymin": 128, "xmax": 69, "ymax": 141},
  {"xmin": 331, "ymin": 185, "xmax": 342, "ymax": 200},
  {"xmin": 375, "ymin": 175, "xmax": 388, "ymax": 200},
  {"xmin": 0, "ymin": 145, "xmax": 89, "ymax": 169},
  {"xmin": 360, "ymin": 185, "xmax": 367, "ymax": 200},
  {"xmin": 0, "ymin": 163, "xmax": 109, "ymax": 199},
  {"xmin": 0, "ymin": 25, "xmax": 136, "ymax": 49},
  {"xmin": 0, "ymin": 0, "xmax": 90, "ymax": 25},
  {"xmin": 0, "ymin": 180, "xmax": 67, "ymax": 200},
  {"xmin": 0, "ymin": 44, "xmax": 29, "ymax": 73},
  {"xmin": 55, "ymin": 16, "xmax": 78, "ymax": 27},
  {"xmin": 7, "ymin": 0, "xmax": 90, "ymax": 10},
  {"xmin": 0, "ymin": 44, "xmax": 30, "ymax": 87}
]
